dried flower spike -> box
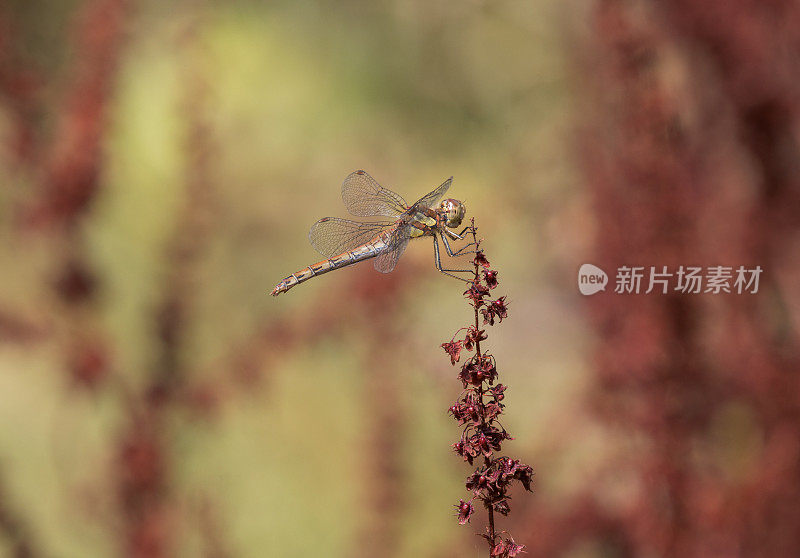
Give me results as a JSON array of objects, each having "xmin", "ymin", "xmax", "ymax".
[{"xmin": 441, "ymin": 219, "xmax": 533, "ymax": 557}]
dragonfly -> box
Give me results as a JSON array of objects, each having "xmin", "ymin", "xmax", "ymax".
[{"xmin": 271, "ymin": 170, "xmax": 475, "ymax": 296}]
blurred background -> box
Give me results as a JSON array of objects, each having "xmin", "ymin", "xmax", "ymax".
[{"xmin": 0, "ymin": 0, "xmax": 798, "ymax": 557}]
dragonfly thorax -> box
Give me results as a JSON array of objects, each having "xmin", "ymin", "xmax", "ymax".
[{"xmin": 440, "ymin": 198, "xmax": 466, "ymax": 228}]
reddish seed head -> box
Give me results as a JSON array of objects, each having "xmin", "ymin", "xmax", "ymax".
[
  {"xmin": 442, "ymin": 340, "xmax": 464, "ymax": 365},
  {"xmin": 474, "ymin": 251, "xmax": 490, "ymax": 268},
  {"xmin": 456, "ymin": 499, "xmax": 474, "ymax": 525},
  {"xmin": 484, "ymin": 269, "xmax": 499, "ymax": 289},
  {"xmin": 491, "ymin": 384, "xmax": 507, "ymax": 401}
]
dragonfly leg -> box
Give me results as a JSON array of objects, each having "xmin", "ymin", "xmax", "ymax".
[
  {"xmin": 451, "ymin": 225, "xmax": 477, "ymax": 239},
  {"xmin": 434, "ymin": 235, "xmax": 472, "ymax": 282},
  {"xmin": 445, "ymin": 228, "xmax": 467, "ymax": 241},
  {"xmin": 441, "ymin": 232, "xmax": 477, "ymax": 257}
]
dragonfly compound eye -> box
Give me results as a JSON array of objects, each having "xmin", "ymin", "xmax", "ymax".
[{"xmin": 441, "ymin": 199, "xmax": 466, "ymax": 228}]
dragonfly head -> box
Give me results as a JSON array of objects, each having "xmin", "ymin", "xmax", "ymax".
[{"xmin": 440, "ymin": 198, "xmax": 466, "ymax": 228}]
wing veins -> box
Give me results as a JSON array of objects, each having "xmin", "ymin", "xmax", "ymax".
[
  {"xmin": 341, "ymin": 170, "xmax": 408, "ymax": 217},
  {"xmin": 373, "ymin": 227, "xmax": 410, "ymax": 274},
  {"xmin": 411, "ymin": 177, "xmax": 453, "ymax": 210},
  {"xmin": 309, "ymin": 217, "xmax": 395, "ymax": 258}
]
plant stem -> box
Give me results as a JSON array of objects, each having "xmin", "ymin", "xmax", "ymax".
[{"xmin": 469, "ymin": 222, "xmax": 496, "ymax": 554}]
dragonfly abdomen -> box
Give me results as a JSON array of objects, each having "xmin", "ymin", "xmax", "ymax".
[{"xmin": 270, "ymin": 237, "xmax": 390, "ymax": 296}]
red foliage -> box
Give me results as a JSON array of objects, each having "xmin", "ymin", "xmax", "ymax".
[
  {"xmin": 515, "ymin": 1, "xmax": 800, "ymax": 556},
  {"xmin": 29, "ymin": 0, "xmax": 130, "ymax": 229}
]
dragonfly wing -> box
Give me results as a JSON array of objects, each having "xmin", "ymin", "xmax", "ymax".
[
  {"xmin": 410, "ymin": 176, "xmax": 453, "ymax": 210},
  {"xmin": 342, "ymin": 170, "xmax": 408, "ymax": 217},
  {"xmin": 309, "ymin": 217, "xmax": 395, "ymax": 258},
  {"xmin": 373, "ymin": 228, "xmax": 410, "ymax": 274}
]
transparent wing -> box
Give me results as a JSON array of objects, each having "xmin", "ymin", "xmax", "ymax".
[
  {"xmin": 342, "ymin": 170, "xmax": 408, "ymax": 217},
  {"xmin": 373, "ymin": 229, "xmax": 410, "ymax": 274},
  {"xmin": 309, "ymin": 217, "xmax": 395, "ymax": 258},
  {"xmin": 410, "ymin": 176, "xmax": 453, "ymax": 210}
]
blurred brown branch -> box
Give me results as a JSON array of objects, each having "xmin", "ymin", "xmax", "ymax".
[
  {"xmin": 20, "ymin": 0, "xmax": 130, "ymax": 230},
  {"xmin": 113, "ymin": 14, "xmax": 220, "ymax": 558}
]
